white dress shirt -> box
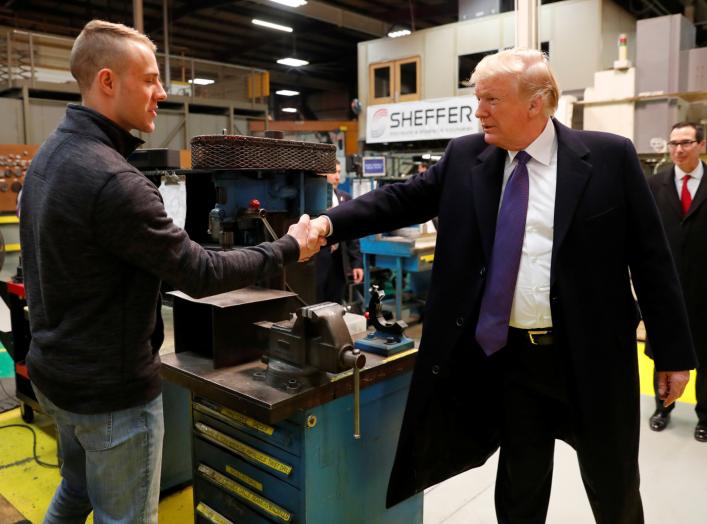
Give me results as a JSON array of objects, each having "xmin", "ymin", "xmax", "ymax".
[
  {"xmin": 674, "ymin": 162, "xmax": 704, "ymax": 199},
  {"xmin": 501, "ymin": 119, "xmax": 558, "ymax": 329}
]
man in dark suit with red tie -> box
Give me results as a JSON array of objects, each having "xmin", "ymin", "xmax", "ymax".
[
  {"xmin": 307, "ymin": 49, "xmax": 696, "ymax": 523},
  {"xmin": 646, "ymin": 122, "xmax": 707, "ymax": 442}
]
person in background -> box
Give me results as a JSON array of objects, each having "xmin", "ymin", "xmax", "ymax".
[
  {"xmin": 306, "ymin": 48, "xmax": 695, "ymax": 523},
  {"xmin": 20, "ymin": 20, "xmax": 319, "ymax": 523},
  {"xmin": 646, "ymin": 122, "xmax": 707, "ymax": 442},
  {"xmin": 417, "ymin": 161, "xmax": 429, "ymax": 174},
  {"xmin": 316, "ymin": 159, "xmax": 363, "ymax": 304}
]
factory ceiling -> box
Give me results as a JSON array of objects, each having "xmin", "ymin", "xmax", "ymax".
[{"xmin": 0, "ymin": 0, "xmax": 703, "ymax": 99}]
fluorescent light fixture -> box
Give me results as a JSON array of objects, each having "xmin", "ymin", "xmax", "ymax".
[
  {"xmin": 252, "ymin": 19, "xmax": 293, "ymax": 32},
  {"xmin": 269, "ymin": 0, "xmax": 307, "ymax": 6},
  {"xmin": 387, "ymin": 29, "xmax": 411, "ymax": 38},
  {"xmin": 276, "ymin": 89, "xmax": 300, "ymax": 96},
  {"xmin": 188, "ymin": 78, "xmax": 215, "ymax": 85},
  {"xmin": 277, "ymin": 57, "xmax": 309, "ymax": 67},
  {"xmin": 281, "ymin": 107, "xmax": 298, "ymax": 113}
]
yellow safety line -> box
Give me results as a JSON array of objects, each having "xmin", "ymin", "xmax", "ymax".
[{"xmin": 0, "ymin": 216, "xmax": 19, "ymax": 224}]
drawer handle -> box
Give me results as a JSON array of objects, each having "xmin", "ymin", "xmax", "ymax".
[
  {"xmin": 199, "ymin": 464, "xmax": 293, "ymax": 523},
  {"xmin": 195, "ymin": 422, "xmax": 293, "ymax": 476},
  {"xmin": 194, "ymin": 400, "xmax": 275, "ymax": 436},
  {"xmin": 195, "ymin": 501, "xmax": 233, "ymax": 524}
]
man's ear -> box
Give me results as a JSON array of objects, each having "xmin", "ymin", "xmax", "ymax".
[
  {"xmin": 95, "ymin": 68, "xmax": 116, "ymax": 96},
  {"xmin": 528, "ymin": 95, "xmax": 543, "ymax": 117}
]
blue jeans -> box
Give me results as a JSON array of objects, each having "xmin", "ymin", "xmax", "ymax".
[{"xmin": 33, "ymin": 386, "xmax": 164, "ymax": 524}]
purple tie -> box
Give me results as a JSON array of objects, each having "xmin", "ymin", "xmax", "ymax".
[{"xmin": 475, "ymin": 151, "xmax": 531, "ymax": 356}]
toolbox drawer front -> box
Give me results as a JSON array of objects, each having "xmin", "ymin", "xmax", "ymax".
[
  {"xmin": 194, "ymin": 415, "xmax": 302, "ymax": 488},
  {"xmin": 195, "ymin": 476, "xmax": 273, "ymax": 524},
  {"xmin": 194, "ymin": 397, "xmax": 302, "ymax": 455},
  {"xmin": 194, "ymin": 437, "xmax": 301, "ymax": 518},
  {"xmin": 196, "ymin": 464, "xmax": 298, "ymax": 523}
]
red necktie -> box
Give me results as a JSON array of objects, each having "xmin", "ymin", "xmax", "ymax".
[{"xmin": 681, "ymin": 175, "xmax": 692, "ymax": 216}]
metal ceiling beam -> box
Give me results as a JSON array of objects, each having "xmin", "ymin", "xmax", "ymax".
[{"xmin": 249, "ymin": 0, "xmax": 388, "ymax": 37}]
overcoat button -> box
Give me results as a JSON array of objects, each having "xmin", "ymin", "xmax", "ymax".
[
  {"xmin": 431, "ymin": 365, "xmax": 440, "ymax": 375},
  {"xmin": 456, "ymin": 317, "xmax": 464, "ymax": 327}
]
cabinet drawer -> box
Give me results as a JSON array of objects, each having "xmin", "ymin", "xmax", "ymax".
[
  {"xmin": 197, "ymin": 463, "xmax": 297, "ymax": 523},
  {"xmin": 195, "ymin": 437, "xmax": 301, "ymax": 517},
  {"xmin": 194, "ymin": 397, "xmax": 302, "ymax": 455},
  {"xmin": 195, "ymin": 476, "xmax": 272, "ymax": 524},
  {"xmin": 194, "ymin": 417, "xmax": 301, "ymax": 488},
  {"xmin": 195, "ymin": 501, "xmax": 234, "ymax": 524}
]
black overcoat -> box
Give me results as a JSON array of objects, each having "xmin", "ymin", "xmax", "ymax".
[
  {"xmin": 326, "ymin": 120, "xmax": 697, "ymax": 507},
  {"xmin": 647, "ymin": 163, "xmax": 707, "ymax": 359}
]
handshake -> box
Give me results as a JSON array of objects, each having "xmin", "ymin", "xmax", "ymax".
[{"xmin": 287, "ymin": 214, "xmax": 332, "ymax": 262}]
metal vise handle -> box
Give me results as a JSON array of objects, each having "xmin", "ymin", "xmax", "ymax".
[{"xmin": 341, "ymin": 347, "xmax": 366, "ymax": 439}]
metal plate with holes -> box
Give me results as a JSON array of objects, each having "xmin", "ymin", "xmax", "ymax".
[{"xmin": 191, "ymin": 134, "xmax": 336, "ymax": 172}]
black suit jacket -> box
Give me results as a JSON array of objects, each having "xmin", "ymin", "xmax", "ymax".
[
  {"xmin": 327, "ymin": 119, "xmax": 696, "ymax": 507},
  {"xmin": 648, "ymin": 163, "xmax": 707, "ymax": 357}
]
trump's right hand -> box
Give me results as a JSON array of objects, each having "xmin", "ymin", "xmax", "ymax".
[{"xmin": 307, "ymin": 216, "xmax": 331, "ymax": 252}]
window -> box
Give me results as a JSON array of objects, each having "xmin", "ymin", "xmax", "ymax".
[
  {"xmin": 457, "ymin": 50, "xmax": 497, "ymax": 89},
  {"xmin": 369, "ymin": 56, "xmax": 421, "ymax": 104}
]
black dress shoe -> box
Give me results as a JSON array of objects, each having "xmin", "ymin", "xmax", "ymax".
[
  {"xmin": 649, "ymin": 411, "xmax": 671, "ymax": 432},
  {"xmin": 695, "ymin": 424, "xmax": 707, "ymax": 442}
]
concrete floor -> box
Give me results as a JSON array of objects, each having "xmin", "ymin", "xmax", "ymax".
[{"xmin": 1, "ymin": 267, "xmax": 706, "ymax": 522}]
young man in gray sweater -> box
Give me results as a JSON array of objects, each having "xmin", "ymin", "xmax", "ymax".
[{"xmin": 20, "ymin": 19, "xmax": 319, "ymax": 523}]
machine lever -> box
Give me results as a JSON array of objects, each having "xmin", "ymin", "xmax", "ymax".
[
  {"xmin": 257, "ymin": 208, "xmax": 280, "ymax": 242},
  {"xmin": 257, "ymin": 208, "xmax": 308, "ymax": 306},
  {"xmin": 341, "ymin": 347, "xmax": 365, "ymax": 439}
]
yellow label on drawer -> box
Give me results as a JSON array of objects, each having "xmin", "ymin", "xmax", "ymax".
[
  {"xmin": 195, "ymin": 422, "xmax": 293, "ymax": 476},
  {"xmin": 420, "ymin": 254, "xmax": 434, "ymax": 263},
  {"xmin": 195, "ymin": 401, "xmax": 275, "ymax": 436},
  {"xmin": 195, "ymin": 502, "xmax": 234, "ymax": 524},
  {"xmin": 199, "ymin": 464, "xmax": 292, "ymax": 523},
  {"xmin": 226, "ymin": 465, "xmax": 263, "ymax": 492}
]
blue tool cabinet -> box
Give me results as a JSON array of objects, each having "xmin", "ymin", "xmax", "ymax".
[
  {"xmin": 160, "ymin": 346, "xmax": 423, "ymax": 524},
  {"xmin": 189, "ymin": 371, "xmax": 422, "ymax": 523}
]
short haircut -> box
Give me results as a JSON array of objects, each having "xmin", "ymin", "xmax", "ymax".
[
  {"xmin": 671, "ymin": 122, "xmax": 705, "ymax": 143},
  {"xmin": 470, "ymin": 48, "xmax": 560, "ymax": 117},
  {"xmin": 70, "ymin": 19, "xmax": 157, "ymax": 92}
]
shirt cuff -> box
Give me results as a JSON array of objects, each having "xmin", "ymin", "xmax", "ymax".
[{"xmin": 323, "ymin": 215, "xmax": 334, "ymax": 237}]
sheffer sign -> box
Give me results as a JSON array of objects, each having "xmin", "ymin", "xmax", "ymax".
[{"xmin": 366, "ymin": 97, "xmax": 479, "ymax": 144}]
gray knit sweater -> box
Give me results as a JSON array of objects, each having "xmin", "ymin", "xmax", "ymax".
[{"xmin": 20, "ymin": 104, "xmax": 299, "ymax": 413}]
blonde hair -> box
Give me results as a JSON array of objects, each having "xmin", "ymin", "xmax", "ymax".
[
  {"xmin": 470, "ymin": 48, "xmax": 560, "ymax": 117},
  {"xmin": 70, "ymin": 19, "xmax": 156, "ymax": 92}
]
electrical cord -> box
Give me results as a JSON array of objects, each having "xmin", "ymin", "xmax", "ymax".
[{"xmin": 0, "ymin": 424, "xmax": 59, "ymax": 468}]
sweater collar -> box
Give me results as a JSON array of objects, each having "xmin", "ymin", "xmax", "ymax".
[{"xmin": 60, "ymin": 104, "xmax": 144, "ymax": 158}]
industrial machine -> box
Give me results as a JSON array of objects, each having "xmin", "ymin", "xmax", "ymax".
[
  {"xmin": 158, "ymin": 134, "xmax": 422, "ymax": 523},
  {"xmin": 359, "ymin": 226, "xmax": 436, "ymax": 323}
]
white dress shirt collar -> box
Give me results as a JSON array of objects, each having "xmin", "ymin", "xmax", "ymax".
[
  {"xmin": 675, "ymin": 161, "xmax": 704, "ymax": 183},
  {"xmin": 508, "ymin": 118, "xmax": 556, "ymax": 166}
]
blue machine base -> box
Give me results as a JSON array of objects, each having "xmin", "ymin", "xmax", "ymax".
[{"xmin": 354, "ymin": 332, "xmax": 415, "ymax": 356}]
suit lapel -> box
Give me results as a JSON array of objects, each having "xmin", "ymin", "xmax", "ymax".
[
  {"xmin": 685, "ymin": 161, "xmax": 707, "ymax": 220},
  {"xmin": 470, "ymin": 144, "xmax": 506, "ymax": 262},
  {"xmin": 551, "ymin": 120, "xmax": 592, "ymax": 284}
]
